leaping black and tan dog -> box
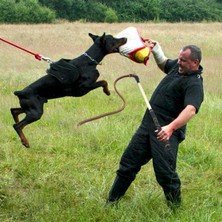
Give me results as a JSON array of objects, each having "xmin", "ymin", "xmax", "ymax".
[{"xmin": 11, "ymin": 33, "xmax": 127, "ymax": 148}]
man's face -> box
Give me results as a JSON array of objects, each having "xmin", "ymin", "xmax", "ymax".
[{"xmin": 177, "ymin": 49, "xmax": 199, "ymax": 74}]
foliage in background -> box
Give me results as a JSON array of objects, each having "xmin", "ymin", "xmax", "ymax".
[
  {"xmin": 38, "ymin": 0, "xmax": 119, "ymax": 23},
  {"xmin": 0, "ymin": 0, "xmax": 56, "ymax": 24},
  {"xmin": 0, "ymin": 0, "xmax": 222, "ymax": 23},
  {"xmin": 160, "ymin": 0, "xmax": 222, "ymax": 22}
]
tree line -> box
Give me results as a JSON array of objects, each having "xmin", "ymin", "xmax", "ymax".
[{"xmin": 0, "ymin": 0, "xmax": 222, "ymax": 24}]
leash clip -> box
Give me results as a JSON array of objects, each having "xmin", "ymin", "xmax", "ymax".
[{"xmin": 41, "ymin": 55, "xmax": 53, "ymax": 63}]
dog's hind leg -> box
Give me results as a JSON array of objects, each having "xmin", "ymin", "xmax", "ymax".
[
  {"xmin": 11, "ymin": 108, "xmax": 25, "ymax": 123},
  {"xmin": 13, "ymin": 120, "xmax": 30, "ymax": 148},
  {"xmin": 12, "ymin": 97, "xmax": 45, "ymax": 148},
  {"xmin": 11, "ymin": 108, "xmax": 30, "ymax": 147},
  {"xmin": 12, "ymin": 108, "xmax": 44, "ymax": 148}
]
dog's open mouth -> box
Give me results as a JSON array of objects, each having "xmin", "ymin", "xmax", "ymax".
[{"xmin": 115, "ymin": 37, "xmax": 127, "ymax": 52}]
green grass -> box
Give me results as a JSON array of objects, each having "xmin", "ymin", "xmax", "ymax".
[{"xmin": 0, "ymin": 22, "xmax": 222, "ymax": 221}]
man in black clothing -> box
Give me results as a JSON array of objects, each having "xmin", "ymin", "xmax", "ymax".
[{"xmin": 106, "ymin": 41, "xmax": 204, "ymax": 208}]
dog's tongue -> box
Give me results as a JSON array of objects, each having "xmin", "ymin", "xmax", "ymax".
[{"xmin": 115, "ymin": 27, "xmax": 151, "ymax": 65}]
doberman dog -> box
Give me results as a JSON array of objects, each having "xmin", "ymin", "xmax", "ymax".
[{"xmin": 11, "ymin": 33, "xmax": 127, "ymax": 148}]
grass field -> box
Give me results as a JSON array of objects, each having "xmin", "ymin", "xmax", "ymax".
[{"xmin": 0, "ymin": 22, "xmax": 222, "ymax": 221}]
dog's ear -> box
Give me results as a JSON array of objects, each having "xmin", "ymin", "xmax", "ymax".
[
  {"xmin": 100, "ymin": 32, "xmax": 106, "ymax": 43},
  {"xmin": 89, "ymin": 33, "xmax": 99, "ymax": 42}
]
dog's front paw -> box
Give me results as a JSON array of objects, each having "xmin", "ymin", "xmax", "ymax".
[{"xmin": 104, "ymin": 89, "xmax": 111, "ymax": 96}]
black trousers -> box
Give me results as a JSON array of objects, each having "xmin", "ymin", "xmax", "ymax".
[{"xmin": 108, "ymin": 109, "xmax": 183, "ymax": 203}]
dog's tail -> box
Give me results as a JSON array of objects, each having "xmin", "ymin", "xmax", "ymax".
[
  {"xmin": 14, "ymin": 89, "xmax": 31, "ymax": 98},
  {"xmin": 14, "ymin": 91, "xmax": 21, "ymax": 96},
  {"xmin": 14, "ymin": 90, "xmax": 24, "ymax": 97}
]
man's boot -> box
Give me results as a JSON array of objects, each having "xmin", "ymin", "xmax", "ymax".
[{"xmin": 165, "ymin": 189, "xmax": 181, "ymax": 210}]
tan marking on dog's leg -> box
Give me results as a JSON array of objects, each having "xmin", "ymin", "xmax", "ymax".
[{"xmin": 13, "ymin": 124, "xmax": 30, "ymax": 148}]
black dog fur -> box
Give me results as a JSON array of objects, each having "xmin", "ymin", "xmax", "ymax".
[{"xmin": 11, "ymin": 33, "xmax": 127, "ymax": 148}]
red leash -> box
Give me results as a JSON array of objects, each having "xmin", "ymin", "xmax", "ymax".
[{"xmin": 0, "ymin": 37, "xmax": 52, "ymax": 63}]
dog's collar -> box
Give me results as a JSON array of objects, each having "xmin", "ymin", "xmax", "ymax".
[{"xmin": 83, "ymin": 53, "xmax": 102, "ymax": 65}]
